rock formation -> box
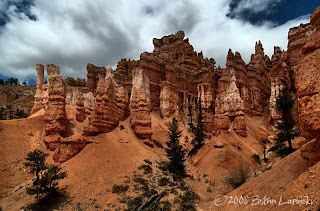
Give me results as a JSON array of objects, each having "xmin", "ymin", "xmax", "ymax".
[
  {"xmin": 43, "ymin": 64, "xmax": 68, "ymax": 150},
  {"xmin": 31, "ymin": 8, "xmax": 320, "ymax": 162},
  {"xmin": 130, "ymin": 68, "xmax": 153, "ymax": 139},
  {"xmin": 37, "ymin": 64, "xmax": 88, "ymax": 163},
  {"xmin": 214, "ymin": 70, "xmax": 246, "ymax": 137},
  {"xmin": 31, "ymin": 64, "xmax": 48, "ymax": 114},
  {"xmin": 198, "ymin": 82, "xmax": 214, "ymax": 132},
  {"xmin": 85, "ymin": 63, "xmax": 106, "ymax": 93},
  {"xmin": 268, "ymin": 46, "xmax": 291, "ymax": 124},
  {"xmin": 75, "ymin": 90, "xmax": 86, "ymax": 122},
  {"xmin": 160, "ymin": 81, "xmax": 179, "ymax": 123},
  {"xmin": 83, "ymin": 67, "xmax": 129, "ymax": 136}
]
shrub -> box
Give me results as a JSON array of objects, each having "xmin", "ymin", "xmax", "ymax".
[
  {"xmin": 179, "ymin": 189, "xmax": 199, "ymax": 211},
  {"xmin": 225, "ymin": 165, "xmax": 250, "ymax": 189},
  {"xmin": 112, "ymin": 184, "xmax": 129, "ymax": 194},
  {"xmin": 14, "ymin": 108, "xmax": 28, "ymax": 119},
  {"xmin": 252, "ymin": 154, "xmax": 261, "ymax": 164},
  {"xmin": 138, "ymin": 164, "xmax": 153, "ymax": 175},
  {"xmin": 119, "ymin": 125, "xmax": 125, "ymax": 130},
  {"xmin": 157, "ymin": 177, "xmax": 170, "ymax": 186},
  {"xmin": 144, "ymin": 159, "xmax": 152, "ymax": 165},
  {"xmin": 206, "ymin": 186, "xmax": 212, "ymax": 192}
]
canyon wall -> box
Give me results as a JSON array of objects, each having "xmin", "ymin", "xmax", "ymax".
[
  {"xmin": 289, "ymin": 7, "xmax": 320, "ymax": 163},
  {"xmin": 31, "ymin": 7, "xmax": 320, "ymax": 162}
]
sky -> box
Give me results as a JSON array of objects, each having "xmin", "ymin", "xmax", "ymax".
[{"xmin": 0, "ymin": 0, "xmax": 318, "ymax": 84}]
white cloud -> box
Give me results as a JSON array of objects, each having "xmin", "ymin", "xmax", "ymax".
[{"xmin": 0, "ymin": 0, "xmax": 312, "ymax": 81}]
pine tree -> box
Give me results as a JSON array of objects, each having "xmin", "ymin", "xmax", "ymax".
[
  {"xmin": 187, "ymin": 102, "xmax": 194, "ymax": 132},
  {"xmin": 165, "ymin": 118, "xmax": 185, "ymax": 177},
  {"xmin": 275, "ymin": 89, "xmax": 300, "ymax": 151},
  {"xmin": 188, "ymin": 99, "xmax": 206, "ymax": 156},
  {"xmin": 24, "ymin": 149, "xmax": 67, "ymax": 198}
]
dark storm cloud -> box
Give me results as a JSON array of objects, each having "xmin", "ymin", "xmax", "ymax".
[
  {"xmin": 227, "ymin": 0, "xmax": 283, "ymax": 26},
  {"xmin": 0, "ymin": 0, "xmax": 37, "ymax": 28},
  {"xmin": 227, "ymin": 0, "xmax": 318, "ymax": 26}
]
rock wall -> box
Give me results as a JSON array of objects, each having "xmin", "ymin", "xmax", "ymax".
[
  {"xmin": 291, "ymin": 7, "xmax": 320, "ymax": 141},
  {"xmin": 287, "ymin": 6, "xmax": 320, "ymax": 163}
]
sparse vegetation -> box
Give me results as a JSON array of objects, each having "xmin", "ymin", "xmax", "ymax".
[
  {"xmin": 225, "ymin": 165, "xmax": 250, "ymax": 189},
  {"xmin": 24, "ymin": 149, "xmax": 67, "ymax": 199},
  {"xmin": 138, "ymin": 164, "xmax": 153, "ymax": 175},
  {"xmin": 112, "ymin": 157, "xmax": 199, "ymax": 210},
  {"xmin": 144, "ymin": 159, "xmax": 152, "ymax": 165}
]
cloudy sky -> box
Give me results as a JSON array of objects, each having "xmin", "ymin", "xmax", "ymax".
[{"xmin": 0, "ymin": 0, "xmax": 318, "ymax": 84}]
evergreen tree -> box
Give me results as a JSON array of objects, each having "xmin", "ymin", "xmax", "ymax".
[
  {"xmin": 275, "ymin": 89, "xmax": 300, "ymax": 151},
  {"xmin": 5, "ymin": 77, "xmax": 19, "ymax": 85},
  {"xmin": 14, "ymin": 108, "xmax": 28, "ymax": 119},
  {"xmin": 188, "ymin": 99, "xmax": 206, "ymax": 156},
  {"xmin": 187, "ymin": 102, "xmax": 194, "ymax": 132},
  {"xmin": 259, "ymin": 138, "xmax": 271, "ymax": 161},
  {"xmin": 165, "ymin": 118, "xmax": 185, "ymax": 177},
  {"xmin": 24, "ymin": 149, "xmax": 67, "ymax": 198},
  {"xmin": 0, "ymin": 79, "xmax": 4, "ymax": 85},
  {"xmin": 0, "ymin": 106, "xmax": 6, "ymax": 120}
]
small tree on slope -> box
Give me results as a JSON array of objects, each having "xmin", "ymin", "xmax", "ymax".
[
  {"xmin": 24, "ymin": 149, "xmax": 67, "ymax": 199},
  {"xmin": 275, "ymin": 89, "xmax": 300, "ymax": 151},
  {"xmin": 165, "ymin": 118, "xmax": 186, "ymax": 178},
  {"xmin": 259, "ymin": 138, "xmax": 271, "ymax": 161}
]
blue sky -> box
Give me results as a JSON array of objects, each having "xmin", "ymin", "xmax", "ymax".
[{"xmin": 0, "ymin": 0, "xmax": 318, "ymax": 85}]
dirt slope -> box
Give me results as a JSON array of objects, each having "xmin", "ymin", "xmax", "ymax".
[
  {"xmin": 216, "ymin": 149, "xmax": 318, "ymax": 211},
  {"xmin": 1, "ymin": 106, "xmax": 317, "ymax": 210}
]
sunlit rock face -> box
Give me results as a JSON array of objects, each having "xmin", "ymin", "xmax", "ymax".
[{"xmin": 129, "ymin": 68, "xmax": 153, "ymax": 139}]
